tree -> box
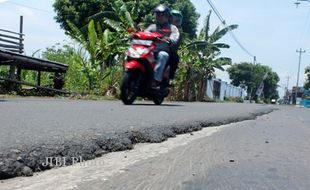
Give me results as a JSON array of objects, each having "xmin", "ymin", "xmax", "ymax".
[
  {"xmin": 66, "ymin": 0, "xmax": 138, "ymax": 91},
  {"xmin": 67, "ymin": 20, "xmax": 104, "ymax": 91},
  {"xmin": 53, "ymin": 0, "xmax": 108, "ymax": 34},
  {"xmin": 305, "ymin": 66, "xmax": 310, "ymax": 90},
  {"xmin": 227, "ymin": 62, "xmax": 280, "ymax": 102},
  {"xmin": 50, "ymin": 0, "xmax": 138, "ymax": 93},
  {"xmin": 53, "ymin": 0, "xmax": 199, "ymax": 38},
  {"xmin": 178, "ymin": 11, "xmax": 236, "ymax": 101}
]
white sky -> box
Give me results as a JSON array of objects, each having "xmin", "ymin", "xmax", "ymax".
[{"xmin": 1, "ymin": 0, "xmax": 310, "ymax": 97}]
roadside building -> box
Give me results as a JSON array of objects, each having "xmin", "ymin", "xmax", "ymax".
[
  {"xmin": 285, "ymin": 86, "xmax": 304, "ymax": 104},
  {"xmin": 205, "ymin": 78, "xmax": 247, "ymax": 101}
]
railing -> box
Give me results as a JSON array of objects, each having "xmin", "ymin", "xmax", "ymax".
[
  {"xmin": 0, "ymin": 16, "xmax": 24, "ymax": 54},
  {"xmin": 0, "ymin": 16, "xmax": 69, "ymax": 93},
  {"xmin": 0, "ymin": 29, "xmax": 24, "ymax": 54}
]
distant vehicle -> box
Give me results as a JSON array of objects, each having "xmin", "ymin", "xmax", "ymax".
[{"xmin": 271, "ymin": 99, "xmax": 276, "ymax": 104}]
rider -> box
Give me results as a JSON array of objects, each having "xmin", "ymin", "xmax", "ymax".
[
  {"xmin": 145, "ymin": 4, "xmax": 180, "ymax": 88},
  {"xmin": 169, "ymin": 9, "xmax": 183, "ymax": 85}
]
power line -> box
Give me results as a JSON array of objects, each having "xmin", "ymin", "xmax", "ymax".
[
  {"xmin": 228, "ymin": 29, "xmax": 255, "ymax": 58},
  {"xmin": 297, "ymin": 4, "xmax": 310, "ymax": 48},
  {"xmin": 206, "ymin": 0, "xmax": 225, "ymax": 24},
  {"xmin": 3, "ymin": 1, "xmax": 52, "ymax": 13},
  {"xmin": 205, "ymin": 0, "xmax": 256, "ymax": 59}
]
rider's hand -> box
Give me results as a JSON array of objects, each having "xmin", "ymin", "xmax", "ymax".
[{"xmin": 163, "ymin": 37, "xmax": 172, "ymax": 44}]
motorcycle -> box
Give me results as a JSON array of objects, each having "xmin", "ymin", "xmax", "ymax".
[{"xmin": 120, "ymin": 31, "xmax": 171, "ymax": 105}]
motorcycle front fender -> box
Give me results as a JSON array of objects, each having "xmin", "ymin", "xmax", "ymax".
[{"xmin": 125, "ymin": 60, "xmax": 145, "ymax": 73}]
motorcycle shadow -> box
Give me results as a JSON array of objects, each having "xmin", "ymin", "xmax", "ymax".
[{"xmin": 129, "ymin": 102, "xmax": 183, "ymax": 107}]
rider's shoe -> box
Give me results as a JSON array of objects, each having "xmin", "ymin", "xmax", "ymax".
[
  {"xmin": 168, "ymin": 79, "xmax": 174, "ymax": 87},
  {"xmin": 151, "ymin": 80, "xmax": 160, "ymax": 90}
]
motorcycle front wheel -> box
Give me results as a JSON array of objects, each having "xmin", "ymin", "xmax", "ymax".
[{"xmin": 120, "ymin": 71, "xmax": 139, "ymax": 105}]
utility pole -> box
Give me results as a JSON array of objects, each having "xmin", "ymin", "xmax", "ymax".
[
  {"xmin": 284, "ymin": 76, "xmax": 290, "ymax": 104},
  {"xmin": 294, "ymin": 48, "xmax": 305, "ymax": 105},
  {"xmin": 249, "ymin": 56, "xmax": 257, "ymax": 103},
  {"xmin": 285, "ymin": 76, "xmax": 290, "ymax": 90}
]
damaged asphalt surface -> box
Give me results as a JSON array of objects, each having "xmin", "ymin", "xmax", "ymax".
[{"xmin": 0, "ymin": 98, "xmax": 275, "ymax": 179}]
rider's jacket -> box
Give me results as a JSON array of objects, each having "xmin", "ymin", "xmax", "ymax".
[{"xmin": 145, "ymin": 22, "xmax": 180, "ymax": 53}]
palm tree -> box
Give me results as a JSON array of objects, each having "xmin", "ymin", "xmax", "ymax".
[{"xmin": 182, "ymin": 10, "xmax": 237, "ymax": 101}]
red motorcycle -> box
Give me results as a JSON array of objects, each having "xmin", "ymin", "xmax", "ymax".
[{"xmin": 120, "ymin": 31, "xmax": 170, "ymax": 105}]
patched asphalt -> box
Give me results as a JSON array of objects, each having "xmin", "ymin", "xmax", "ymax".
[{"xmin": 0, "ymin": 98, "xmax": 275, "ymax": 179}]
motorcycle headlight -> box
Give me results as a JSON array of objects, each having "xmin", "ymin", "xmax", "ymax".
[{"xmin": 127, "ymin": 47, "xmax": 149, "ymax": 58}]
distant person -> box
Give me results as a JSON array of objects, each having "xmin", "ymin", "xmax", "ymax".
[{"xmin": 53, "ymin": 72, "xmax": 64, "ymax": 90}]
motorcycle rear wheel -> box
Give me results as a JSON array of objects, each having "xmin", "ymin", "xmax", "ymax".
[{"xmin": 153, "ymin": 96, "xmax": 164, "ymax": 105}]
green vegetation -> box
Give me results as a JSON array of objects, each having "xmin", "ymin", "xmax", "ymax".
[
  {"xmin": 52, "ymin": 0, "xmax": 234, "ymax": 100},
  {"xmin": 170, "ymin": 10, "xmax": 236, "ymax": 101},
  {"xmin": 305, "ymin": 66, "xmax": 310, "ymax": 90},
  {"xmin": 227, "ymin": 62, "xmax": 280, "ymax": 102},
  {"xmin": 53, "ymin": 0, "xmax": 199, "ymax": 39},
  {"xmin": 1, "ymin": 0, "xmax": 281, "ymax": 102},
  {"xmin": 224, "ymin": 96, "xmax": 244, "ymax": 103}
]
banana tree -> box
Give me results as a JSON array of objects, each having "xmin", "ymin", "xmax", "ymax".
[
  {"xmin": 88, "ymin": 0, "xmax": 139, "ymax": 70},
  {"xmin": 67, "ymin": 20, "xmax": 102, "ymax": 90},
  {"xmin": 89, "ymin": 0, "xmax": 137, "ymax": 29},
  {"xmin": 182, "ymin": 10, "xmax": 237, "ymax": 101},
  {"xmin": 68, "ymin": 20, "xmax": 121, "ymax": 91},
  {"xmin": 90, "ymin": 0, "xmax": 140, "ymax": 94},
  {"xmin": 88, "ymin": 0, "xmax": 138, "ymax": 42},
  {"xmin": 66, "ymin": 0, "xmax": 138, "ymax": 92}
]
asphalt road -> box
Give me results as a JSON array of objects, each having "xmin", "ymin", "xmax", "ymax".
[
  {"xmin": 0, "ymin": 98, "xmax": 274, "ymax": 179},
  {"xmin": 0, "ymin": 98, "xmax": 272, "ymax": 151},
  {"xmin": 101, "ymin": 106, "xmax": 310, "ymax": 190},
  {"xmin": 102, "ymin": 106, "xmax": 310, "ymax": 190},
  {"xmin": 1, "ymin": 106, "xmax": 309, "ymax": 190}
]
